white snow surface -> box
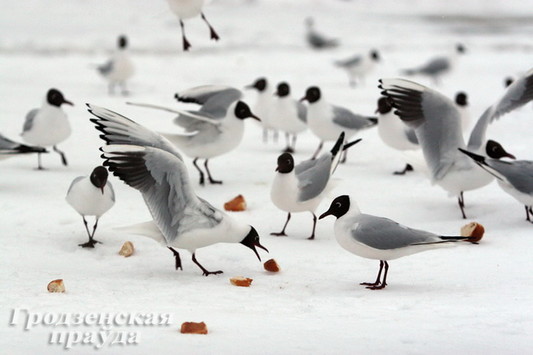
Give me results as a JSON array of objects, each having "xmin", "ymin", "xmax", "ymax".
[{"xmin": 1, "ymin": 0, "xmax": 532, "ymax": 353}]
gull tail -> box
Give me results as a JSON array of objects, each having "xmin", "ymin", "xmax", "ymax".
[{"xmin": 15, "ymin": 144, "xmax": 48, "ymax": 155}]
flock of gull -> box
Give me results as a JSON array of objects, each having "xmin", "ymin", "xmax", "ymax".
[{"xmin": 2, "ymin": 0, "xmax": 532, "ymax": 289}]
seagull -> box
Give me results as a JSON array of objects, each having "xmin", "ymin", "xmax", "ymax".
[
  {"xmin": 0, "ymin": 133, "xmax": 47, "ymax": 161},
  {"xmin": 88, "ymin": 104, "xmax": 268, "ymax": 275},
  {"xmin": 21, "ymin": 88, "xmax": 73, "ymax": 170},
  {"xmin": 301, "ymin": 86, "xmax": 377, "ymax": 162},
  {"xmin": 375, "ymin": 96, "xmax": 418, "ymax": 175},
  {"xmin": 165, "ymin": 0, "xmax": 219, "ymax": 51},
  {"xmin": 459, "ymin": 149, "xmax": 533, "ymax": 223},
  {"xmin": 334, "ymin": 49, "xmax": 381, "ymax": 87},
  {"xmin": 402, "ymin": 43, "xmax": 466, "ymax": 85},
  {"xmin": 270, "ymin": 132, "xmax": 361, "ymax": 240},
  {"xmin": 66, "ymin": 166, "xmax": 115, "ymax": 248},
  {"xmin": 305, "ymin": 17, "xmax": 338, "ymax": 50},
  {"xmin": 271, "ymin": 82, "xmax": 307, "ymax": 153},
  {"xmin": 96, "ymin": 35, "xmax": 135, "ymax": 96},
  {"xmin": 129, "ymin": 85, "xmax": 257, "ymax": 185},
  {"xmin": 246, "ymin": 78, "xmax": 276, "ymax": 143},
  {"xmin": 380, "ymin": 69, "xmax": 533, "ymax": 218},
  {"xmin": 320, "ymin": 195, "xmax": 475, "ymax": 289}
]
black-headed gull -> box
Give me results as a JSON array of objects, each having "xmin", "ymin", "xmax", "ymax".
[
  {"xmin": 334, "ymin": 49, "xmax": 381, "ymax": 87},
  {"xmin": 246, "ymin": 77, "xmax": 277, "ymax": 143},
  {"xmin": 97, "ymin": 35, "xmax": 135, "ymax": 96},
  {"xmin": 66, "ymin": 166, "xmax": 115, "ymax": 248},
  {"xmin": 21, "ymin": 88, "xmax": 73, "ymax": 169},
  {"xmin": 305, "ymin": 17, "xmax": 338, "ymax": 50},
  {"xmin": 320, "ymin": 195, "xmax": 475, "ymax": 289},
  {"xmin": 88, "ymin": 104, "xmax": 268, "ymax": 275},
  {"xmin": 271, "ymin": 82, "xmax": 307, "ymax": 153}
]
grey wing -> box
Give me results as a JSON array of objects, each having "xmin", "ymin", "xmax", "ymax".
[
  {"xmin": 173, "ymin": 110, "xmax": 217, "ymax": 132},
  {"xmin": 484, "ymin": 159, "xmax": 533, "ymax": 195},
  {"xmin": 0, "ymin": 134, "xmax": 16, "ymax": 149},
  {"xmin": 296, "ymin": 101, "xmax": 307, "ymax": 123},
  {"xmin": 335, "ymin": 55, "xmax": 362, "ymax": 67},
  {"xmin": 97, "ymin": 60, "xmax": 114, "ymax": 76},
  {"xmin": 88, "ymin": 104, "xmax": 184, "ymax": 161},
  {"xmin": 295, "ymin": 154, "xmax": 332, "ymax": 201},
  {"xmin": 380, "ymin": 79, "xmax": 465, "ymax": 180},
  {"xmin": 22, "ymin": 109, "xmax": 39, "ymax": 133},
  {"xmin": 352, "ymin": 214, "xmax": 440, "ymax": 250},
  {"xmin": 418, "ymin": 57, "xmax": 449, "ymax": 75},
  {"xmin": 332, "ymin": 105, "xmax": 375, "ymax": 130},
  {"xmin": 175, "ymin": 86, "xmax": 242, "ymax": 118},
  {"xmin": 467, "ymin": 68, "xmax": 533, "ymax": 150},
  {"xmin": 66, "ymin": 176, "xmax": 85, "ymax": 196},
  {"xmin": 101, "ymin": 145, "xmax": 223, "ymax": 242}
]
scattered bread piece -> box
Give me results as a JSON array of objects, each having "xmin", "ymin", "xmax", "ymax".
[
  {"xmin": 460, "ymin": 222, "xmax": 485, "ymax": 243},
  {"xmin": 118, "ymin": 241, "xmax": 135, "ymax": 257},
  {"xmin": 230, "ymin": 276, "xmax": 253, "ymax": 287},
  {"xmin": 263, "ymin": 258, "xmax": 280, "ymax": 272},
  {"xmin": 180, "ymin": 322, "xmax": 208, "ymax": 334},
  {"xmin": 224, "ymin": 195, "xmax": 247, "ymax": 212},
  {"xmin": 47, "ymin": 279, "xmax": 65, "ymax": 293}
]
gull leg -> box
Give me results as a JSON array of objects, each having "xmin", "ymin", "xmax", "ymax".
[
  {"xmin": 291, "ymin": 134, "xmax": 298, "ymax": 152},
  {"xmin": 458, "ymin": 191, "xmax": 467, "ymax": 219},
  {"xmin": 89, "ymin": 218, "xmax": 102, "ymax": 244},
  {"xmin": 192, "ymin": 253, "xmax": 222, "ymax": 276},
  {"xmin": 180, "ymin": 19, "xmax": 191, "ymax": 51},
  {"xmin": 283, "ymin": 133, "xmax": 294, "ymax": 153},
  {"xmin": 307, "ymin": 212, "xmax": 317, "ymax": 240},
  {"xmin": 393, "ymin": 163, "xmax": 414, "ymax": 175},
  {"xmin": 526, "ymin": 205, "xmax": 532, "ymax": 223},
  {"xmin": 360, "ymin": 260, "xmax": 384, "ymax": 287},
  {"xmin": 167, "ymin": 247, "xmax": 183, "ymax": 270},
  {"xmin": 53, "ymin": 145, "xmax": 68, "ymax": 166},
  {"xmin": 193, "ymin": 158, "xmax": 205, "ymax": 185},
  {"xmin": 364, "ymin": 261, "xmax": 389, "ymax": 290},
  {"xmin": 271, "ymin": 213, "xmax": 291, "ymax": 236},
  {"xmin": 205, "ymin": 159, "xmax": 222, "ymax": 184},
  {"xmin": 262, "ymin": 129, "xmax": 268, "ymax": 143},
  {"xmin": 311, "ymin": 141, "xmax": 323, "ymax": 160},
  {"xmin": 120, "ymin": 82, "xmax": 129, "ymax": 96},
  {"xmin": 36, "ymin": 153, "xmax": 45, "ymax": 170},
  {"xmin": 201, "ymin": 12, "xmax": 220, "ymax": 41},
  {"xmin": 79, "ymin": 217, "xmax": 100, "ymax": 248}
]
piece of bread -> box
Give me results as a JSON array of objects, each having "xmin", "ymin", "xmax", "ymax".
[
  {"xmin": 180, "ymin": 322, "xmax": 208, "ymax": 334},
  {"xmin": 229, "ymin": 276, "xmax": 253, "ymax": 287},
  {"xmin": 460, "ymin": 222, "xmax": 485, "ymax": 243},
  {"xmin": 263, "ymin": 259, "xmax": 280, "ymax": 272},
  {"xmin": 118, "ymin": 241, "xmax": 135, "ymax": 257},
  {"xmin": 47, "ymin": 279, "xmax": 65, "ymax": 293},
  {"xmin": 223, "ymin": 195, "xmax": 247, "ymax": 212}
]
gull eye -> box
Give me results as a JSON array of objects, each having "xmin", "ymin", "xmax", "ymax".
[{"xmin": 335, "ymin": 202, "xmax": 342, "ymax": 209}]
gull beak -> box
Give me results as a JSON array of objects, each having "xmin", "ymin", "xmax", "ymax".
[
  {"xmin": 63, "ymin": 99, "xmax": 74, "ymax": 106},
  {"xmin": 250, "ymin": 114, "xmax": 261, "ymax": 122},
  {"xmin": 275, "ymin": 167, "xmax": 279, "ymax": 172},
  {"xmin": 319, "ymin": 210, "xmax": 332, "ymax": 220},
  {"xmin": 504, "ymin": 151, "xmax": 516, "ymax": 159},
  {"xmin": 244, "ymin": 84, "xmax": 254, "ymax": 90},
  {"xmin": 299, "ymin": 96, "xmax": 308, "ymax": 102},
  {"xmin": 101, "ymin": 187, "xmax": 105, "ymax": 195},
  {"xmin": 253, "ymin": 241, "xmax": 269, "ymax": 261}
]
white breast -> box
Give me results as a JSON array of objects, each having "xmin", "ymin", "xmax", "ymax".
[
  {"xmin": 166, "ymin": 0, "xmax": 204, "ymax": 19},
  {"xmin": 377, "ymin": 111, "xmax": 418, "ymax": 151},
  {"xmin": 497, "ymin": 181, "xmax": 533, "ymax": 207},
  {"xmin": 66, "ymin": 179, "xmax": 115, "ymax": 218},
  {"xmin": 106, "ymin": 52, "xmax": 135, "ymax": 83},
  {"xmin": 272, "ymin": 97, "xmax": 307, "ymax": 134},
  {"xmin": 270, "ymin": 172, "xmax": 323, "ymax": 213}
]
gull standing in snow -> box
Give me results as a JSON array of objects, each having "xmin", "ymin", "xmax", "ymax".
[
  {"xmin": 305, "ymin": 17, "xmax": 338, "ymax": 50},
  {"xmin": 130, "ymin": 85, "xmax": 257, "ymax": 185},
  {"xmin": 402, "ymin": 43, "xmax": 466, "ymax": 85},
  {"xmin": 0, "ymin": 133, "xmax": 47, "ymax": 161},
  {"xmin": 271, "ymin": 82, "xmax": 307, "ymax": 153},
  {"xmin": 66, "ymin": 166, "xmax": 115, "ymax": 248},
  {"xmin": 375, "ymin": 96, "xmax": 419, "ymax": 175},
  {"xmin": 301, "ymin": 86, "xmax": 377, "ymax": 162},
  {"xmin": 380, "ymin": 68, "xmax": 533, "ymax": 218},
  {"xmin": 270, "ymin": 132, "xmax": 361, "ymax": 240},
  {"xmin": 96, "ymin": 35, "xmax": 135, "ymax": 96},
  {"xmin": 320, "ymin": 195, "xmax": 475, "ymax": 289},
  {"xmin": 460, "ymin": 149, "xmax": 533, "ymax": 223},
  {"xmin": 246, "ymin": 77, "xmax": 276, "ymax": 143},
  {"xmin": 166, "ymin": 0, "xmax": 219, "ymax": 51},
  {"xmin": 21, "ymin": 88, "xmax": 73, "ymax": 170},
  {"xmin": 88, "ymin": 104, "xmax": 268, "ymax": 275},
  {"xmin": 334, "ymin": 49, "xmax": 381, "ymax": 87}
]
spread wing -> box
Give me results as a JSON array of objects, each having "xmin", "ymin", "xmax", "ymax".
[
  {"xmin": 380, "ymin": 78, "xmax": 464, "ymax": 180},
  {"xmin": 88, "ymin": 104, "xmax": 184, "ymax": 161},
  {"xmin": 101, "ymin": 145, "xmax": 223, "ymax": 242},
  {"xmin": 175, "ymin": 85, "xmax": 242, "ymax": 118},
  {"xmin": 467, "ymin": 67, "xmax": 533, "ymax": 150}
]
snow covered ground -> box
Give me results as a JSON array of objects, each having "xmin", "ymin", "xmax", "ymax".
[{"xmin": 1, "ymin": 0, "xmax": 532, "ymax": 353}]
